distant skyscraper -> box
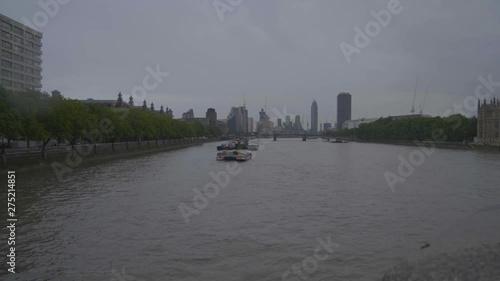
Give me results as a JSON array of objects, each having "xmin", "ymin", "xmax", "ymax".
[
  {"xmin": 259, "ymin": 108, "xmax": 269, "ymax": 121},
  {"xmin": 337, "ymin": 93, "xmax": 352, "ymax": 130},
  {"xmin": 206, "ymin": 108, "xmax": 217, "ymax": 126},
  {"xmin": 294, "ymin": 115, "xmax": 301, "ymax": 125},
  {"xmin": 227, "ymin": 105, "xmax": 248, "ymax": 133},
  {"xmin": 311, "ymin": 99, "xmax": 318, "ymax": 134},
  {"xmin": 227, "ymin": 107, "xmax": 241, "ymax": 133},
  {"xmin": 293, "ymin": 115, "xmax": 302, "ymax": 133},
  {"xmin": 277, "ymin": 118, "xmax": 282, "ymax": 127},
  {"xmin": 240, "ymin": 106, "xmax": 248, "ymax": 133},
  {"xmin": 248, "ymin": 117, "xmax": 254, "ymax": 133}
]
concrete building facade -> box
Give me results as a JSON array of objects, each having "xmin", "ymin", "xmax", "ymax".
[{"xmin": 1, "ymin": 14, "xmax": 43, "ymax": 91}]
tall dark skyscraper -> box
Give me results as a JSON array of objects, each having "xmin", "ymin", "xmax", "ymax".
[
  {"xmin": 206, "ymin": 108, "xmax": 217, "ymax": 126},
  {"xmin": 311, "ymin": 99, "xmax": 318, "ymax": 134},
  {"xmin": 337, "ymin": 92, "xmax": 352, "ymax": 130}
]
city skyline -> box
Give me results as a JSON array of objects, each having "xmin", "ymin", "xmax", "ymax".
[{"xmin": 2, "ymin": 1, "xmax": 499, "ymax": 122}]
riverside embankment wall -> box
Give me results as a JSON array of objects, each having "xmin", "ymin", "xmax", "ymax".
[
  {"xmin": 1, "ymin": 137, "xmax": 217, "ymax": 171},
  {"xmin": 335, "ymin": 137, "xmax": 500, "ymax": 151}
]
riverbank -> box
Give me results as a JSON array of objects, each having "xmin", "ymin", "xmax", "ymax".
[
  {"xmin": 0, "ymin": 137, "xmax": 218, "ymax": 172},
  {"xmin": 335, "ymin": 137, "xmax": 500, "ymax": 151}
]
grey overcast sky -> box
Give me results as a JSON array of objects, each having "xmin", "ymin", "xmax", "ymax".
[{"xmin": 1, "ymin": 0, "xmax": 500, "ymax": 125}]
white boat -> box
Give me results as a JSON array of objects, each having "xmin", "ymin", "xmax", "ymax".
[
  {"xmin": 216, "ymin": 150, "xmax": 252, "ymax": 161},
  {"xmin": 247, "ymin": 140, "xmax": 259, "ymax": 151},
  {"xmin": 329, "ymin": 138, "xmax": 347, "ymax": 143}
]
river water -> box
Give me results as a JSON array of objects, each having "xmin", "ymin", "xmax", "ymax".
[{"xmin": 2, "ymin": 139, "xmax": 500, "ymax": 281}]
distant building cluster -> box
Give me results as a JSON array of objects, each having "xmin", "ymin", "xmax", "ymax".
[
  {"xmin": 178, "ymin": 108, "xmax": 213, "ymax": 126},
  {"xmin": 79, "ymin": 92, "xmax": 174, "ymax": 117},
  {"xmin": 182, "ymin": 109, "xmax": 194, "ymax": 119},
  {"xmin": 477, "ymin": 98, "xmax": 500, "ymax": 145},
  {"xmin": 274, "ymin": 114, "xmax": 303, "ymax": 134}
]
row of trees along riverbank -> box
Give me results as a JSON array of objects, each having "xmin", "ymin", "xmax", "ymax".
[
  {"xmin": 325, "ymin": 115, "xmax": 477, "ymax": 142},
  {"xmin": 0, "ymin": 87, "xmax": 221, "ymax": 149}
]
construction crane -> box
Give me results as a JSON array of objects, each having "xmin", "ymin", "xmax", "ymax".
[
  {"xmin": 419, "ymin": 86, "xmax": 430, "ymax": 115},
  {"xmin": 411, "ymin": 75, "xmax": 419, "ymax": 114}
]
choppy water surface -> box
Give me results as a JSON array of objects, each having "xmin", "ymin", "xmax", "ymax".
[{"xmin": 2, "ymin": 140, "xmax": 500, "ymax": 281}]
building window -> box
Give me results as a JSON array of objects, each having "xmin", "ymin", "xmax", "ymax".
[
  {"xmin": 24, "ymin": 58, "xmax": 34, "ymax": 65},
  {"xmin": 13, "ymin": 81, "xmax": 23, "ymax": 89},
  {"xmin": 12, "ymin": 63, "xmax": 23, "ymax": 71},
  {"xmin": 25, "ymin": 32, "xmax": 34, "ymax": 40},
  {"xmin": 25, "ymin": 49, "xmax": 34, "ymax": 57},
  {"xmin": 12, "ymin": 26, "xmax": 23, "ymax": 36},
  {"xmin": 1, "ymin": 79, "xmax": 12, "ymax": 87},
  {"xmin": 24, "ymin": 75, "xmax": 34, "ymax": 83},
  {"xmin": 1, "ymin": 59, "xmax": 12, "ymax": 68},
  {"xmin": 1, "ymin": 21, "xmax": 12, "ymax": 30},
  {"xmin": 13, "ymin": 45, "xmax": 23, "ymax": 54},
  {"xmin": 2, "ymin": 50, "xmax": 12, "ymax": 58},
  {"xmin": 13, "ymin": 54, "xmax": 23, "ymax": 62},
  {"xmin": 1, "ymin": 30, "xmax": 11, "ymax": 39},
  {"xmin": 2, "ymin": 40, "xmax": 12, "ymax": 49},
  {"xmin": 24, "ymin": 41, "xmax": 34, "ymax": 48},
  {"xmin": 34, "ymin": 44, "xmax": 41, "ymax": 52},
  {"xmin": 1, "ymin": 69, "xmax": 12, "ymax": 78},
  {"xmin": 25, "ymin": 67, "xmax": 34, "ymax": 74},
  {"xmin": 13, "ymin": 35, "xmax": 23, "ymax": 45},
  {"xmin": 34, "ymin": 70, "xmax": 41, "ymax": 76},
  {"xmin": 34, "ymin": 35, "xmax": 42, "ymax": 43},
  {"xmin": 13, "ymin": 72, "xmax": 23, "ymax": 80}
]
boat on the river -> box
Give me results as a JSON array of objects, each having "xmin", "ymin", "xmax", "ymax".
[
  {"xmin": 328, "ymin": 138, "xmax": 348, "ymax": 143},
  {"xmin": 216, "ymin": 150, "xmax": 252, "ymax": 161},
  {"xmin": 217, "ymin": 138, "xmax": 248, "ymax": 151},
  {"xmin": 247, "ymin": 140, "xmax": 259, "ymax": 151}
]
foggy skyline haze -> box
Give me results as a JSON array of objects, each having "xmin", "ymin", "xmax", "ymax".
[{"xmin": 2, "ymin": 0, "xmax": 500, "ymax": 125}]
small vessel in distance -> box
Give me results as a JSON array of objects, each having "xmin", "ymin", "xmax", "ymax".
[
  {"xmin": 216, "ymin": 138, "xmax": 253, "ymax": 161},
  {"xmin": 328, "ymin": 138, "xmax": 348, "ymax": 143},
  {"xmin": 247, "ymin": 140, "xmax": 259, "ymax": 151},
  {"xmin": 216, "ymin": 150, "xmax": 252, "ymax": 161},
  {"xmin": 217, "ymin": 138, "xmax": 248, "ymax": 151}
]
